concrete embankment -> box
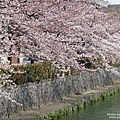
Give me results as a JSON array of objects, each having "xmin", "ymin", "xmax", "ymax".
[{"xmin": 0, "ymin": 68, "xmax": 120, "ymax": 119}]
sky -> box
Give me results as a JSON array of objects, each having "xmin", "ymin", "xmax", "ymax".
[{"xmin": 106, "ymin": 0, "xmax": 120, "ymax": 4}]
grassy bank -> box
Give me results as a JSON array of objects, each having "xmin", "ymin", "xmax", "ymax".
[
  {"xmin": 1, "ymin": 82, "xmax": 120, "ymax": 120},
  {"xmin": 31, "ymin": 86, "xmax": 120, "ymax": 120}
]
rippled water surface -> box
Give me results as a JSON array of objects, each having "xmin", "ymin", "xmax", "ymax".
[{"xmin": 62, "ymin": 92, "xmax": 120, "ymax": 120}]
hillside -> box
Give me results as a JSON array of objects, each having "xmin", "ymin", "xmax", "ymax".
[
  {"xmin": 108, "ymin": 4, "xmax": 120, "ymax": 12},
  {"xmin": 0, "ymin": 1, "xmax": 120, "ymax": 118},
  {"xmin": 92, "ymin": 0, "xmax": 108, "ymax": 7},
  {"xmin": 0, "ymin": 0, "xmax": 120, "ymax": 70}
]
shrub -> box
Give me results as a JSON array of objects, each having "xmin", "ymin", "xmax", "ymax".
[{"xmin": 10, "ymin": 62, "xmax": 56, "ymax": 84}]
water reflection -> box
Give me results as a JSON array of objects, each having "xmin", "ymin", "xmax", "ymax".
[{"xmin": 63, "ymin": 92, "xmax": 120, "ymax": 120}]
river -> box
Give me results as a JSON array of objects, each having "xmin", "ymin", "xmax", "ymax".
[{"xmin": 62, "ymin": 91, "xmax": 120, "ymax": 120}]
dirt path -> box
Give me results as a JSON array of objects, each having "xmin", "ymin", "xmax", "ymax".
[{"xmin": 1, "ymin": 84, "xmax": 120, "ymax": 120}]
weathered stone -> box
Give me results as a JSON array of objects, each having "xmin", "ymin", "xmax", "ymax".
[{"xmin": 0, "ymin": 68, "xmax": 120, "ymax": 118}]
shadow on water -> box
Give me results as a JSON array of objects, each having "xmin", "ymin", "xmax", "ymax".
[{"xmin": 62, "ymin": 92, "xmax": 120, "ymax": 120}]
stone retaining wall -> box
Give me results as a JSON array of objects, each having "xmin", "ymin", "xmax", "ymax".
[{"xmin": 0, "ymin": 69, "xmax": 120, "ymax": 118}]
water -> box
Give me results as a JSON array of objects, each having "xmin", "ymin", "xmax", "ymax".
[{"xmin": 63, "ymin": 92, "xmax": 120, "ymax": 120}]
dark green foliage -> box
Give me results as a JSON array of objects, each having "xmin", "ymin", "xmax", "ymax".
[
  {"xmin": 76, "ymin": 104, "xmax": 81, "ymax": 110},
  {"xmin": 72, "ymin": 106, "xmax": 76, "ymax": 112},
  {"xmin": 56, "ymin": 110, "xmax": 63, "ymax": 119},
  {"xmin": 47, "ymin": 112, "xmax": 57, "ymax": 120},
  {"xmin": 90, "ymin": 98, "xmax": 95, "ymax": 105},
  {"xmin": 12, "ymin": 65, "xmax": 24, "ymax": 72},
  {"xmin": 63, "ymin": 106, "xmax": 70, "ymax": 116},
  {"xmin": 100, "ymin": 93, "xmax": 106, "ymax": 100},
  {"xmin": 10, "ymin": 62, "xmax": 79, "ymax": 84},
  {"xmin": 83, "ymin": 100, "xmax": 88, "ymax": 107},
  {"xmin": 0, "ymin": 68, "xmax": 10, "ymax": 75},
  {"xmin": 10, "ymin": 72, "xmax": 27, "ymax": 84},
  {"xmin": 114, "ymin": 90, "xmax": 117, "ymax": 93},
  {"xmin": 90, "ymin": 98, "xmax": 98, "ymax": 105},
  {"xmin": 10, "ymin": 62, "xmax": 56, "ymax": 84},
  {"xmin": 106, "ymin": 92, "xmax": 110, "ymax": 96},
  {"xmin": 118, "ymin": 88, "xmax": 120, "ymax": 91},
  {"xmin": 36, "ymin": 89, "xmax": 120, "ymax": 120}
]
